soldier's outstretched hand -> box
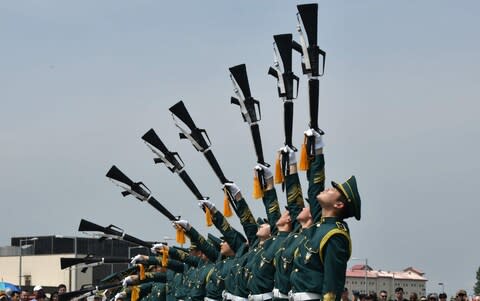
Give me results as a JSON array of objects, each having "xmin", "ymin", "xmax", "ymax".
[
  {"xmin": 173, "ymin": 219, "xmax": 191, "ymax": 230},
  {"xmin": 304, "ymin": 128, "xmax": 325, "ymax": 150}
]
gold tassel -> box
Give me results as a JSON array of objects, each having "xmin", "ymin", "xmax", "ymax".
[
  {"xmin": 223, "ymin": 192, "xmax": 233, "ymax": 217},
  {"xmin": 274, "ymin": 153, "xmax": 283, "ymax": 184},
  {"xmin": 131, "ymin": 286, "xmax": 140, "ymax": 301},
  {"xmin": 252, "ymin": 175, "xmax": 263, "ymax": 199},
  {"xmin": 298, "ymin": 142, "xmax": 309, "ymax": 171},
  {"xmin": 138, "ymin": 264, "xmax": 145, "ymax": 280},
  {"xmin": 161, "ymin": 248, "xmax": 168, "ymax": 267},
  {"xmin": 176, "ymin": 227, "xmax": 185, "ymax": 244},
  {"xmin": 205, "ymin": 207, "xmax": 213, "ymax": 227}
]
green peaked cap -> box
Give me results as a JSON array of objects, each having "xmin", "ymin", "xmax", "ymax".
[{"xmin": 331, "ymin": 175, "xmax": 361, "ymax": 220}]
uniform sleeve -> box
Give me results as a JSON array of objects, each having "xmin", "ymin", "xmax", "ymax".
[
  {"xmin": 187, "ymin": 226, "xmax": 220, "ymax": 262},
  {"xmin": 168, "ymin": 248, "xmax": 202, "ymax": 267},
  {"xmin": 262, "ymin": 188, "xmax": 281, "ymax": 233},
  {"xmin": 285, "ymin": 173, "xmax": 305, "ymax": 230},
  {"xmin": 307, "ymin": 154, "xmax": 325, "ymax": 222},
  {"xmin": 142, "ymin": 271, "xmax": 168, "ymax": 283},
  {"xmin": 234, "ymin": 197, "xmax": 258, "ymax": 245},
  {"xmin": 321, "ymin": 234, "xmax": 349, "ymax": 301},
  {"xmin": 212, "ymin": 210, "xmax": 247, "ymax": 253}
]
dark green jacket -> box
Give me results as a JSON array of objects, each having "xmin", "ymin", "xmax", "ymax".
[{"xmin": 290, "ymin": 217, "xmax": 351, "ymax": 300}]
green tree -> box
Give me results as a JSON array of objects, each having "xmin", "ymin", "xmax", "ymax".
[{"xmin": 474, "ymin": 266, "xmax": 480, "ymax": 295}]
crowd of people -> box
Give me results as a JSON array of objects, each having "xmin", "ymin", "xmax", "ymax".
[
  {"xmin": 0, "ymin": 284, "xmax": 67, "ymax": 301},
  {"xmin": 340, "ymin": 287, "xmax": 480, "ymax": 301}
]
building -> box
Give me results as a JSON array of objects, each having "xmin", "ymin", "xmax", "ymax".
[
  {"xmin": 345, "ymin": 264, "xmax": 427, "ymax": 298},
  {"xmin": 0, "ymin": 236, "xmax": 151, "ymax": 293}
]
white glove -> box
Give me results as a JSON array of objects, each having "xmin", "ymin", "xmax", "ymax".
[
  {"xmin": 114, "ymin": 292, "xmax": 126, "ymax": 301},
  {"xmin": 223, "ymin": 182, "xmax": 241, "ymax": 198},
  {"xmin": 173, "ymin": 219, "xmax": 191, "ymax": 230},
  {"xmin": 304, "ymin": 129, "xmax": 325, "ymax": 150},
  {"xmin": 198, "ymin": 199, "xmax": 216, "ymax": 211},
  {"xmin": 280, "ymin": 146, "xmax": 296, "ymax": 165},
  {"xmin": 130, "ymin": 254, "xmax": 145, "ymax": 265},
  {"xmin": 254, "ymin": 164, "xmax": 273, "ymax": 180},
  {"xmin": 151, "ymin": 243, "xmax": 165, "ymax": 254},
  {"xmin": 122, "ymin": 275, "xmax": 135, "ymax": 287}
]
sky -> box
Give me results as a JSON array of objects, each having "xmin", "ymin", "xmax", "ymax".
[{"xmin": 1, "ymin": 0, "xmax": 479, "ymax": 297}]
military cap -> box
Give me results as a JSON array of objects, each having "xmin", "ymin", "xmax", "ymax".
[
  {"xmin": 332, "ymin": 175, "xmax": 361, "ymax": 220},
  {"xmin": 439, "ymin": 293, "xmax": 447, "ymax": 299},
  {"xmin": 428, "ymin": 293, "xmax": 438, "ymax": 300}
]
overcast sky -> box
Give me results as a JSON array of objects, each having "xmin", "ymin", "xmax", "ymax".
[{"xmin": 1, "ymin": 1, "xmax": 479, "ymax": 297}]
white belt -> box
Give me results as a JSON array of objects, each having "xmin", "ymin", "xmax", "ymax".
[
  {"xmin": 223, "ymin": 292, "xmax": 233, "ymax": 301},
  {"xmin": 273, "ymin": 288, "xmax": 289, "ymax": 299},
  {"xmin": 231, "ymin": 295, "xmax": 249, "ymax": 301},
  {"xmin": 205, "ymin": 298, "xmax": 220, "ymax": 301},
  {"xmin": 290, "ymin": 292, "xmax": 322, "ymax": 301},
  {"xmin": 248, "ymin": 292, "xmax": 273, "ymax": 301}
]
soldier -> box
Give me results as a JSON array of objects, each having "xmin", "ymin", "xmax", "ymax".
[{"xmin": 288, "ymin": 129, "xmax": 362, "ymax": 301}]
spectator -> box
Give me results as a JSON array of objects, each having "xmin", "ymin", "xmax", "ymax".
[
  {"xmin": 394, "ymin": 287, "xmax": 408, "ymax": 301},
  {"xmin": 34, "ymin": 291, "xmax": 46, "ymax": 301},
  {"xmin": 428, "ymin": 293, "xmax": 438, "ymax": 301},
  {"xmin": 342, "ymin": 288, "xmax": 351, "ymax": 301},
  {"xmin": 49, "ymin": 292, "xmax": 59, "ymax": 301},
  {"xmin": 5, "ymin": 289, "xmax": 13, "ymax": 301},
  {"xmin": 439, "ymin": 293, "xmax": 447, "ymax": 301},
  {"xmin": 473, "ymin": 296, "xmax": 480, "ymax": 301},
  {"xmin": 379, "ymin": 291, "xmax": 388, "ymax": 301},
  {"xmin": 410, "ymin": 293, "xmax": 418, "ymax": 301},
  {"xmin": 455, "ymin": 290, "xmax": 467, "ymax": 301},
  {"xmin": 20, "ymin": 291, "xmax": 29, "ymax": 301},
  {"xmin": 353, "ymin": 291, "xmax": 360, "ymax": 301},
  {"xmin": 10, "ymin": 292, "xmax": 19, "ymax": 301},
  {"xmin": 57, "ymin": 285, "xmax": 66, "ymax": 295}
]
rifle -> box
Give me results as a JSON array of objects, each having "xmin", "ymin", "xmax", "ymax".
[
  {"xmin": 58, "ymin": 282, "xmax": 121, "ymax": 301},
  {"xmin": 169, "ymin": 101, "xmax": 238, "ymax": 214},
  {"xmin": 106, "ymin": 165, "xmax": 188, "ymax": 241},
  {"xmin": 229, "ymin": 64, "xmax": 269, "ymax": 197},
  {"xmin": 268, "ymin": 34, "xmax": 299, "ymax": 187},
  {"xmin": 78, "ymin": 219, "xmax": 152, "ymax": 248},
  {"xmin": 141, "ymin": 128, "xmax": 208, "ymax": 201},
  {"xmin": 60, "ymin": 255, "xmax": 131, "ymax": 270},
  {"xmin": 106, "ymin": 165, "xmax": 180, "ymax": 221},
  {"xmin": 100, "ymin": 265, "xmax": 140, "ymax": 284},
  {"xmin": 293, "ymin": 3, "xmax": 326, "ymax": 162}
]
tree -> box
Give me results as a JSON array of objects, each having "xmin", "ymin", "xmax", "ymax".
[{"xmin": 474, "ymin": 266, "xmax": 480, "ymax": 295}]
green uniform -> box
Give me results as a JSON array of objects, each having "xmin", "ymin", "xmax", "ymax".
[
  {"xmin": 290, "ymin": 217, "xmax": 351, "ymax": 301},
  {"xmin": 272, "ymin": 154, "xmax": 325, "ymax": 300},
  {"xmin": 289, "ymin": 153, "xmax": 360, "ymax": 301}
]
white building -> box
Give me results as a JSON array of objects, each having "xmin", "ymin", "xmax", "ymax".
[{"xmin": 345, "ymin": 264, "xmax": 427, "ymax": 298}]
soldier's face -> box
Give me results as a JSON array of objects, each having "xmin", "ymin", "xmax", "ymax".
[
  {"xmin": 276, "ymin": 210, "xmax": 291, "ymax": 227},
  {"xmin": 296, "ymin": 206, "xmax": 312, "ymax": 223},
  {"xmin": 317, "ymin": 187, "xmax": 342, "ymax": 206},
  {"xmin": 220, "ymin": 241, "xmax": 234, "ymax": 256},
  {"xmin": 256, "ymin": 223, "xmax": 271, "ymax": 239}
]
